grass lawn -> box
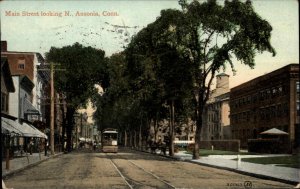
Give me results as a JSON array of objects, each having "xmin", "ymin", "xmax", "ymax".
[
  {"xmin": 181, "ymin": 148, "xmax": 300, "ymax": 168},
  {"xmin": 184, "ymin": 149, "xmax": 255, "ymax": 156},
  {"xmin": 236, "ymin": 155, "xmax": 300, "ymax": 169}
]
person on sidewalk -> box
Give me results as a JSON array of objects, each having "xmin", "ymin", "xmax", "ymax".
[
  {"xmin": 44, "ymin": 139, "xmax": 49, "ymax": 156},
  {"xmin": 93, "ymin": 141, "xmax": 97, "ymax": 151},
  {"xmin": 29, "ymin": 138, "xmax": 34, "ymax": 155}
]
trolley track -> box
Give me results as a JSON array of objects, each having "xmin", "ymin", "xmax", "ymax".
[
  {"xmin": 108, "ymin": 157, "xmax": 134, "ymax": 189},
  {"xmin": 104, "ymin": 153, "xmax": 176, "ymax": 189}
]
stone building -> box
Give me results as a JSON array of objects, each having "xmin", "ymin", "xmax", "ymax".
[
  {"xmin": 202, "ymin": 73, "xmax": 231, "ymax": 140},
  {"xmin": 230, "ymin": 64, "xmax": 299, "ymax": 151}
]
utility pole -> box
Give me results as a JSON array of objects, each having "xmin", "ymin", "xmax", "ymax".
[
  {"xmin": 169, "ymin": 99, "xmax": 175, "ymax": 157},
  {"xmin": 50, "ymin": 62, "xmax": 55, "ymax": 155},
  {"xmin": 40, "ymin": 62, "xmax": 65, "ymax": 155}
]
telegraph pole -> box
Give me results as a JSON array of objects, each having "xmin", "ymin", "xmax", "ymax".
[
  {"xmin": 40, "ymin": 62, "xmax": 65, "ymax": 155},
  {"xmin": 50, "ymin": 62, "xmax": 55, "ymax": 155}
]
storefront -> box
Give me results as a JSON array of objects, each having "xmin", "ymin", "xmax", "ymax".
[{"xmin": 1, "ymin": 115, "xmax": 47, "ymax": 160}]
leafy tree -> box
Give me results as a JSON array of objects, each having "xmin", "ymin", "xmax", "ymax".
[
  {"xmin": 123, "ymin": 0, "xmax": 275, "ymax": 159},
  {"xmin": 46, "ymin": 42, "xmax": 109, "ymax": 152},
  {"xmin": 124, "ymin": 19, "xmax": 195, "ymax": 156},
  {"xmin": 152, "ymin": 0, "xmax": 275, "ymax": 159}
]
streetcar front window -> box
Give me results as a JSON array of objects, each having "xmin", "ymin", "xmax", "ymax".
[{"xmin": 103, "ymin": 133, "xmax": 117, "ymax": 140}]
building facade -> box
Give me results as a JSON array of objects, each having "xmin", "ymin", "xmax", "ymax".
[
  {"xmin": 1, "ymin": 41, "xmax": 50, "ymax": 123},
  {"xmin": 202, "ymin": 73, "xmax": 231, "ymax": 140},
  {"xmin": 230, "ymin": 64, "xmax": 299, "ymax": 151},
  {"xmin": 8, "ymin": 75, "xmax": 35, "ymax": 120}
]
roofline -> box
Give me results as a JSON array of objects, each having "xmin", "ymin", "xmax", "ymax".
[
  {"xmin": 231, "ymin": 63, "xmax": 299, "ymax": 91},
  {"xmin": 216, "ymin": 73, "xmax": 230, "ymax": 77}
]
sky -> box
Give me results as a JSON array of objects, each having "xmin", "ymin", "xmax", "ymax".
[{"xmin": 1, "ymin": 0, "xmax": 299, "ymax": 122}]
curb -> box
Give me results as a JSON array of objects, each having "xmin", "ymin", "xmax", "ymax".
[
  {"xmin": 130, "ymin": 148, "xmax": 298, "ymax": 186},
  {"xmin": 2, "ymin": 152, "xmax": 64, "ymax": 178},
  {"xmin": 184, "ymin": 158, "xmax": 298, "ymax": 186}
]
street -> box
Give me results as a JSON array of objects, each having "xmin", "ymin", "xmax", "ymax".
[{"xmin": 3, "ymin": 148, "xmax": 294, "ymax": 189}]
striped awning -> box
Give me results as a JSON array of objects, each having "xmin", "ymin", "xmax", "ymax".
[
  {"xmin": 21, "ymin": 122, "xmax": 48, "ymax": 139},
  {"xmin": 1, "ymin": 117, "xmax": 22, "ymax": 136},
  {"xmin": 1, "ymin": 117, "xmax": 47, "ymax": 139}
]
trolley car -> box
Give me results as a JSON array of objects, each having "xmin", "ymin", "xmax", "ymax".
[{"xmin": 101, "ymin": 128, "xmax": 118, "ymax": 153}]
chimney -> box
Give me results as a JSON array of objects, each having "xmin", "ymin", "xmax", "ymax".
[{"xmin": 1, "ymin": 41, "xmax": 7, "ymax": 52}]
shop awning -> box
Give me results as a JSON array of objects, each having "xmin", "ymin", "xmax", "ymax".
[
  {"xmin": 1, "ymin": 117, "xmax": 47, "ymax": 139},
  {"xmin": 1, "ymin": 117, "xmax": 22, "ymax": 136},
  {"xmin": 79, "ymin": 137, "xmax": 92, "ymax": 142},
  {"xmin": 21, "ymin": 122, "xmax": 48, "ymax": 139}
]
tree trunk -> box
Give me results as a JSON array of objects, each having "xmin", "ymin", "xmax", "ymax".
[
  {"xmin": 139, "ymin": 118, "xmax": 142, "ymax": 150},
  {"xmin": 154, "ymin": 116, "xmax": 158, "ymax": 142},
  {"xmin": 60, "ymin": 105, "xmax": 66, "ymax": 152},
  {"xmin": 66, "ymin": 106, "xmax": 75, "ymax": 152},
  {"xmin": 130, "ymin": 131, "xmax": 133, "ymax": 147},
  {"xmin": 193, "ymin": 117, "xmax": 202, "ymax": 159},
  {"xmin": 169, "ymin": 99, "xmax": 175, "ymax": 157},
  {"xmin": 124, "ymin": 130, "xmax": 127, "ymax": 147},
  {"xmin": 193, "ymin": 92, "xmax": 205, "ymax": 159},
  {"xmin": 134, "ymin": 130, "xmax": 137, "ymax": 148}
]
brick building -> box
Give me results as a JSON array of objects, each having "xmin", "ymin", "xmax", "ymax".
[
  {"xmin": 1, "ymin": 41, "xmax": 66, "ymax": 152},
  {"xmin": 230, "ymin": 64, "xmax": 299, "ymax": 151},
  {"xmin": 1, "ymin": 41, "xmax": 49, "ymax": 123}
]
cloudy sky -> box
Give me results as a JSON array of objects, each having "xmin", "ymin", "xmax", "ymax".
[{"xmin": 1, "ymin": 0, "xmax": 299, "ymax": 89}]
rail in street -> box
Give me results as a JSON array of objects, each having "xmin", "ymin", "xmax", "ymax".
[
  {"xmin": 106, "ymin": 153, "xmax": 175, "ymax": 189},
  {"xmin": 2, "ymin": 148, "xmax": 295, "ymax": 189}
]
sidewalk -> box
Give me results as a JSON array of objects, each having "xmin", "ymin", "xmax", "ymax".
[
  {"xmin": 2, "ymin": 152, "xmax": 63, "ymax": 177},
  {"xmin": 173, "ymin": 151, "xmax": 300, "ymax": 185}
]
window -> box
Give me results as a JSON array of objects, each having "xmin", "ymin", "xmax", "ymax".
[
  {"xmin": 297, "ymin": 82, "xmax": 300, "ymax": 93},
  {"xmin": 259, "ymin": 91, "xmax": 264, "ymax": 100},
  {"xmin": 17, "ymin": 58, "xmax": 25, "ymax": 70},
  {"xmin": 18, "ymin": 64, "xmax": 25, "ymax": 69},
  {"xmin": 252, "ymin": 94, "xmax": 258, "ymax": 103},
  {"xmin": 272, "ymin": 88, "xmax": 277, "ymax": 96}
]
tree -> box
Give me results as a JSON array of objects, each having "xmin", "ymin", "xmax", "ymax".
[
  {"xmin": 46, "ymin": 43, "xmax": 109, "ymax": 152},
  {"xmin": 124, "ymin": 0, "xmax": 275, "ymax": 159},
  {"xmin": 152, "ymin": 0, "xmax": 276, "ymax": 159},
  {"xmin": 124, "ymin": 19, "xmax": 194, "ymax": 156}
]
